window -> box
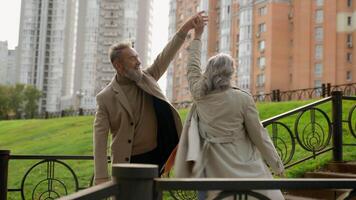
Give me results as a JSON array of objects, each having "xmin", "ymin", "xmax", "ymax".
[
  {"xmin": 315, "ymin": 63, "xmax": 323, "ymax": 77},
  {"xmin": 315, "ymin": 27, "xmax": 323, "ymax": 41},
  {"xmin": 347, "ymin": 34, "xmax": 353, "ymax": 47},
  {"xmin": 315, "ymin": 45, "xmax": 323, "ymax": 60},
  {"xmin": 347, "ymin": 16, "xmax": 352, "ymax": 26},
  {"xmin": 347, "ymin": 0, "xmax": 352, "ymax": 7},
  {"xmin": 258, "ymin": 56, "xmax": 266, "ymax": 69},
  {"xmin": 259, "ymin": 6, "xmax": 267, "ymax": 16},
  {"xmin": 316, "ymin": 0, "xmax": 324, "ymax": 6},
  {"xmin": 316, "ymin": 10, "xmax": 323, "ymax": 23},
  {"xmin": 258, "ymin": 40, "xmax": 265, "ymax": 51},
  {"xmin": 346, "ymin": 71, "xmax": 352, "ymax": 81},
  {"xmin": 314, "ymin": 80, "xmax": 322, "ymax": 87},
  {"xmin": 258, "ymin": 23, "xmax": 266, "ymax": 33},
  {"xmin": 257, "ymin": 74, "xmax": 265, "ymax": 86},
  {"xmin": 347, "ymin": 52, "xmax": 352, "ymax": 62}
]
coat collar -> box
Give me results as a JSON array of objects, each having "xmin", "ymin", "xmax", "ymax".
[{"xmin": 109, "ymin": 75, "xmax": 134, "ymax": 120}]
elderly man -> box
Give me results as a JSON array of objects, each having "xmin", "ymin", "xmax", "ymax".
[{"xmin": 93, "ymin": 11, "xmax": 206, "ymax": 185}]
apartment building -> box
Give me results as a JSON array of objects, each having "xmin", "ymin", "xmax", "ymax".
[
  {"xmin": 171, "ymin": 0, "xmax": 200, "ymax": 104},
  {"xmin": 6, "ymin": 49, "xmax": 17, "ymax": 85},
  {"xmin": 68, "ymin": 0, "xmax": 100, "ymax": 110},
  {"xmin": 95, "ymin": 0, "xmax": 153, "ymax": 94},
  {"xmin": 169, "ymin": 0, "xmax": 355, "ymax": 105},
  {"xmin": 166, "ymin": 0, "xmax": 177, "ymax": 101},
  {"xmin": 17, "ymin": 0, "xmax": 69, "ymax": 112},
  {"xmin": 0, "ymin": 42, "xmax": 8, "ymax": 85},
  {"xmin": 16, "ymin": 0, "xmax": 153, "ymax": 111}
]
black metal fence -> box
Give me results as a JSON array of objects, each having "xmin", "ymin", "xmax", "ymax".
[
  {"xmin": 1, "ymin": 108, "xmax": 96, "ymax": 120},
  {"xmin": 254, "ymin": 82, "xmax": 355, "ymax": 103},
  {"xmin": 58, "ymin": 164, "xmax": 356, "ymax": 200},
  {"xmin": 1, "ymin": 92, "xmax": 355, "ymax": 200},
  {"xmin": 0, "ymin": 154, "xmax": 103, "ymax": 200},
  {"xmin": 38, "ymin": 108, "xmax": 96, "ymax": 119},
  {"xmin": 173, "ymin": 82, "xmax": 356, "ymax": 109}
]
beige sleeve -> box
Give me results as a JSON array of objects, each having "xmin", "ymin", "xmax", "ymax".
[
  {"xmin": 243, "ymin": 95, "xmax": 285, "ymax": 175},
  {"xmin": 145, "ymin": 31, "xmax": 186, "ymax": 81},
  {"xmin": 93, "ymin": 96, "xmax": 110, "ymax": 181},
  {"xmin": 186, "ymin": 39, "xmax": 207, "ymax": 100}
]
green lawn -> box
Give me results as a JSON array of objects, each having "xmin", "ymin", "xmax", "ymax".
[{"xmin": 0, "ymin": 99, "xmax": 355, "ymax": 199}]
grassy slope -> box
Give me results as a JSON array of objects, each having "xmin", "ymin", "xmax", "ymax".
[{"xmin": 0, "ymin": 100, "xmax": 355, "ymax": 199}]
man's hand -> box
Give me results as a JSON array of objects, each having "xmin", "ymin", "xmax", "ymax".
[
  {"xmin": 193, "ymin": 12, "xmax": 208, "ymax": 40},
  {"xmin": 179, "ymin": 11, "xmax": 208, "ymax": 34}
]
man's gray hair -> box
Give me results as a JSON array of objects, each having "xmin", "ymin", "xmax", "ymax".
[
  {"xmin": 108, "ymin": 42, "xmax": 131, "ymax": 64},
  {"xmin": 203, "ymin": 53, "xmax": 234, "ymax": 94}
]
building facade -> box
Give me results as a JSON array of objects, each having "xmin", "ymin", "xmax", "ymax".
[
  {"xmin": 95, "ymin": 0, "xmax": 153, "ymax": 94},
  {"xmin": 169, "ymin": 0, "xmax": 355, "ymax": 105},
  {"xmin": 6, "ymin": 49, "xmax": 17, "ymax": 85},
  {"xmin": 17, "ymin": 0, "xmax": 69, "ymax": 112},
  {"xmin": 0, "ymin": 41, "xmax": 8, "ymax": 85},
  {"xmin": 166, "ymin": 0, "xmax": 177, "ymax": 101},
  {"xmin": 171, "ymin": 0, "xmax": 200, "ymax": 104},
  {"xmin": 16, "ymin": 0, "xmax": 153, "ymax": 111}
]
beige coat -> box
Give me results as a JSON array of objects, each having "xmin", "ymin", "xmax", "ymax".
[
  {"xmin": 94, "ymin": 32, "xmax": 185, "ymax": 181},
  {"xmin": 174, "ymin": 40, "xmax": 284, "ymax": 199}
]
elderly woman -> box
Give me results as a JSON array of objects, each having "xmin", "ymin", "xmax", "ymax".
[{"xmin": 174, "ymin": 14, "xmax": 285, "ymax": 200}]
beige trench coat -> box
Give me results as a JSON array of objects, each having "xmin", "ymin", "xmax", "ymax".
[
  {"xmin": 174, "ymin": 40, "xmax": 285, "ymax": 199},
  {"xmin": 93, "ymin": 32, "xmax": 185, "ymax": 181}
]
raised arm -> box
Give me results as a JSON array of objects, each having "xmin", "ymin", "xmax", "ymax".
[
  {"xmin": 146, "ymin": 11, "xmax": 206, "ymax": 80},
  {"xmin": 186, "ymin": 12, "xmax": 208, "ymax": 100}
]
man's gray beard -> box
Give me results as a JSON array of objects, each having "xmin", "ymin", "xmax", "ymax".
[{"xmin": 124, "ymin": 67, "xmax": 143, "ymax": 82}]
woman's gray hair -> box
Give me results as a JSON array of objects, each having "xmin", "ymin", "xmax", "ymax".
[{"xmin": 203, "ymin": 53, "xmax": 235, "ymax": 94}]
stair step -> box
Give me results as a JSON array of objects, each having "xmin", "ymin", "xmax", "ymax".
[
  {"xmin": 326, "ymin": 162, "xmax": 356, "ymax": 174},
  {"xmin": 304, "ymin": 171, "xmax": 356, "ymax": 178},
  {"xmin": 285, "ymin": 189, "xmax": 353, "ymax": 200}
]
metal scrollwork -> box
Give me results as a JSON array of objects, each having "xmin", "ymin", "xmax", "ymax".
[
  {"xmin": 169, "ymin": 190, "xmax": 198, "ymax": 200},
  {"xmin": 214, "ymin": 191, "xmax": 270, "ymax": 200},
  {"xmin": 348, "ymin": 104, "xmax": 356, "ymax": 138},
  {"xmin": 265, "ymin": 122, "xmax": 295, "ymax": 165},
  {"xmin": 295, "ymin": 108, "xmax": 332, "ymax": 153},
  {"xmin": 21, "ymin": 159, "xmax": 79, "ymax": 200}
]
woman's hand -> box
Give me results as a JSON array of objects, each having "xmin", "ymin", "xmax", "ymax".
[
  {"xmin": 179, "ymin": 11, "xmax": 207, "ymax": 34},
  {"xmin": 193, "ymin": 11, "xmax": 208, "ymax": 40}
]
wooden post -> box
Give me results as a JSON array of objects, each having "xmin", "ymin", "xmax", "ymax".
[
  {"xmin": 0, "ymin": 150, "xmax": 10, "ymax": 200},
  {"xmin": 112, "ymin": 164, "xmax": 158, "ymax": 200}
]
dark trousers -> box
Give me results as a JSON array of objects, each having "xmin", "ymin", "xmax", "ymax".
[{"xmin": 131, "ymin": 148, "xmax": 163, "ymax": 173}]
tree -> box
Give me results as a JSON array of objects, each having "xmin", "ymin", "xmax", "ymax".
[
  {"xmin": 8, "ymin": 84, "xmax": 25, "ymax": 118},
  {"xmin": 0, "ymin": 85, "xmax": 10, "ymax": 119},
  {"xmin": 0, "ymin": 84, "xmax": 42, "ymax": 119},
  {"xmin": 23, "ymin": 85, "xmax": 42, "ymax": 118}
]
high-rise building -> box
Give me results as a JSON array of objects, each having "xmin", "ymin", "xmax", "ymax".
[
  {"xmin": 166, "ymin": 0, "xmax": 177, "ymax": 101},
  {"xmin": 95, "ymin": 0, "xmax": 153, "ymax": 94},
  {"xmin": 16, "ymin": 0, "xmax": 153, "ymax": 111},
  {"xmin": 6, "ymin": 49, "xmax": 17, "ymax": 85},
  {"xmin": 0, "ymin": 41, "xmax": 8, "ymax": 84},
  {"xmin": 170, "ymin": 0, "xmax": 355, "ymax": 105},
  {"xmin": 171, "ymin": 0, "xmax": 200, "ymax": 105},
  {"xmin": 0, "ymin": 41, "xmax": 8, "ymax": 85},
  {"xmin": 60, "ymin": 0, "xmax": 101, "ymax": 110},
  {"xmin": 17, "ymin": 0, "xmax": 70, "ymax": 112}
]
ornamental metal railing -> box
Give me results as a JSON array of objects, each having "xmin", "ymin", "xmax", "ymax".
[
  {"xmin": 59, "ymin": 164, "xmax": 356, "ymax": 200},
  {"xmin": 172, "ymin": 82, "xmax": 356, "ymax": 108}
]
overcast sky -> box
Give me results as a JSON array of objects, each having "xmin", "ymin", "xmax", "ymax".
[{"xmin": 0, "ymin": 0, "xmax": 169, "ymax": 93}]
